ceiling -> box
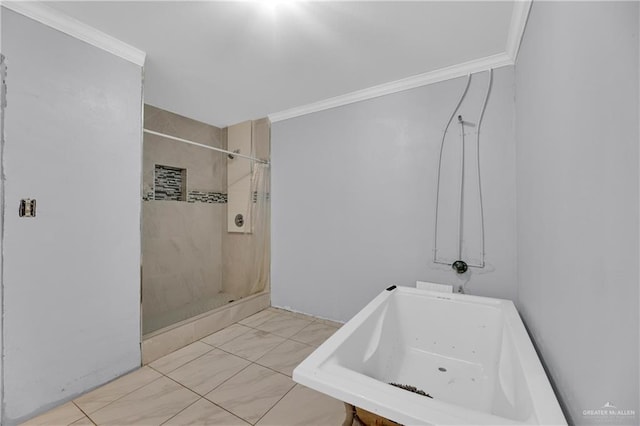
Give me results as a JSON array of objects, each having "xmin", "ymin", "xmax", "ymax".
[{"xmin": 46, "ymin": 1, "xmax": 517, "ymax": 128}]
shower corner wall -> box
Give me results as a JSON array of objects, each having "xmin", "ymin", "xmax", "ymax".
[
  {"xmin": 222, "ymin": 117, "xmax": 272, "ymax": 297},
  {"xmin": 141, "ymin": 105, "xmax": 271, "ymax": 363}
]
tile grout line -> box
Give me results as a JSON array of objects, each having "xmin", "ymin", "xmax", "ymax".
[
  {"xmin": 245, "ymin": 310, "xmax": 342, "ymax": 423},
  {"xmin": 200, "ymin": 326, "xmax": 255, "ymax": 349},
  {"xmin": 198, "ymin": 316, "xmax": 322, "ymax": 374},
  {"xmin": 268, "ymin": 308, "xmax": 344, "ymax": 328},
  {"xmin": 194, "ymin": 397, "xmax": 253, "ymax": 426},
  {"xmin": 209, "ymin": 343, "xmax": 281, "ymax": 367},
  {"xmin": 288, "ymin": 321, "xmax": 341, "ymax": 346},
  {"xmin": 200, "ymin": 327, "xmax": 314, "ymax": 374},
  {"xmin": 255, "ymin": 327, "xmax": 314, "ymax": 340},
  {"xmin": 245, "ymin": 313, "xmax": 335, "ymax": 345},
  {"xmin": 158, "ymin": 397, "xmax": 202, "ymax": 426},
  {"xmin": 55, "ymin": 309, "xmax": 335, "ymax": 426},
  {"xmin": 252, "ymin": 382, "xmax": 299, "ymax": 425},
  {"xmin": 198, "ymin": 360, "xmax": 296, "ymax": 426},
  {"xmin": 70, "ymin": 401, "xmax": 96, "ymax": 426},
  {"xmin": 184, "ymin": 327, "xmax": 306, "ymax": 423},
  {"xmin": 74, "ymin": 369, "xmax": 162, "ymax": 412},
  {"xmin": 197, "ymin": 318, "xmax": 323, "ymax": 424},
  {"xmin": 148, "ymin": 342, "xmax": 216, "ymax": 375},
  {"xmin": 81, "ymin": 375, "xmax": 166, "ymax": 423},
  {"xmin": 238, "ymin": 309, "xmax": 340, "ymax": 335},
  {"xmin": 202, "ymin": 336, "xmax": 307, "ymax": 378},
  {"xmin": 251, "ymin": 328, "xmax": 308, "ymax": 349},
  {"xmin": 159, "ymin": 365, "xmax": 254, "ymax": 425},
  {"xmin": 188, "ymin": 309, "xmax": 311, "ymax": 352},
  {"xmin": 156, "ymin": 369, "xmax": 249, "ymax": 422},
  {"xmin": 241, "ymin": 308, "xmax": 319, "ymax": 328},
  {"xmin": 237, "ymin": 312, "xmax": 280, "ymax": 328},
  {"xmin": 160, "ymin": 355, "xmax": 255, "ymax": 399},
  {"xmin": 199, "ymin": 314, "xmax": 285, "ymax": 349},
  {"xmin": 158, "ymin": 396, "xmax": 250, "ymax": 426},
  {"xmin": 250, "ymin": 361, "xmax": 295, "ymax": 379},
  {"xmin": 252, "ymin": 339, "xmax": 316, "ymax": 374}
]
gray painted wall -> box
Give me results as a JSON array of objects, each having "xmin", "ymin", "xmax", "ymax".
[
  {"xmin": 515, "ymin": 2, "xmax": 639, "ymax": 424},
  {"xmin": 1, "ymin": 9, "xmax": 142, "ymax": 424},
  {"xmin": 0, "ymin": 6, "xmax": 5, "ymax": 422},
  {"xmin": 271, "ymin": 67, "xmax": 517, "ymax": 322}
]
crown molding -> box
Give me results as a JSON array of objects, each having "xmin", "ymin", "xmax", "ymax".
[
  {"xmin": 269, "ymin": 0, "xmax": 531, "ymax": 123},
  {"xmin": 505, "ymin": 0, "xmax": 533, "ymax": 61},
  {"xmin": 269, "ymin": 52, "xmax": 513, "ymax": 123},
  {"xmin": 0, "ymin": 1, "xmax": 146, "ymax": 66}
]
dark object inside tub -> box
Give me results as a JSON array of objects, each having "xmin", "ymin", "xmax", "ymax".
[{"xmin": 389, "ymin": 382, "xmax": 433, "ymax": 398}]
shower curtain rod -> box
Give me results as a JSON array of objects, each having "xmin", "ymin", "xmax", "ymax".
[{"xmin": 143, "ymin": 128, "xmax": 270, "ymax": 165}]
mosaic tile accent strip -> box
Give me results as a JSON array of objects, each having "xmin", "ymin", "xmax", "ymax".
[
  {"xmin": 253, "ymin": 191, "xmax": 271, "ymax": 203},
  {"xmin": 142, "ymin": 187, "xmax": 270, "ymax": 204},
  {"xmin": 154, "ymin": 165, "xmax": 186, "ymax": 201},
  {"xmin": 188, "ymin": 191, "xmax": 227, "ymax": 204}
]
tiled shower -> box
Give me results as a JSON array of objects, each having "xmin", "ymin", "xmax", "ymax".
[{"xmin": 142, "ymin": 105, "xmax": 270, "ymax": 336}]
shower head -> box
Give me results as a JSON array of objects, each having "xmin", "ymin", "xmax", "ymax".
[{"xmin": 457, "ymin": 115, "xmax": 476, "ymax": 127}]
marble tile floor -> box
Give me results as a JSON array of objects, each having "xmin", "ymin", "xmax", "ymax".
[{"xmin": 23, "ymin": 308, "xmax": 345, "ymax": 426}]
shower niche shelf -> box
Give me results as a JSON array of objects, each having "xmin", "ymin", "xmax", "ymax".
[{"xmin": 154, "ymin": 164, "xmax": 187, "ymax": 201}]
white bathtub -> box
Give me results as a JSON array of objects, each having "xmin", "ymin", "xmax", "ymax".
[{"xmin": 293, "ymin": 286, "xmax": 566, "ymax": 425}]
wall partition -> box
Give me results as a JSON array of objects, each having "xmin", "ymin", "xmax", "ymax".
[{"xmin": 0, "ymin": 8, "xmax": 143, "ymax": 424}]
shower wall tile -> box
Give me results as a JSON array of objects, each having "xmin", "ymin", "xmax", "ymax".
[
  {"xmin": 253, "ymin": 117, "xmax": 271, "ymax": 160},
  {"xmin": 145, "ymin": 105, "xmax": 223, "ymax": 149},
  {"xmin": 220, "ymin": 127, "xmax": 228, "ymax": 189},
  {"xmin": 143, "ymin": 134, "xmax": 222, "ymax": 193},
  {"xmin": 227, "ymin": 120, "xmax": 252, "ymax": 188},
  {"xmin": 143, "ymin": 105, "xmax": 225, "ymax": 194},
  {"xmin": 143, "ymin": 202, "xmax": 224, "ymax": 321},
  {"xmin": 143, "ymin": 105, "xmax": 226, "ymax": 331}
]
